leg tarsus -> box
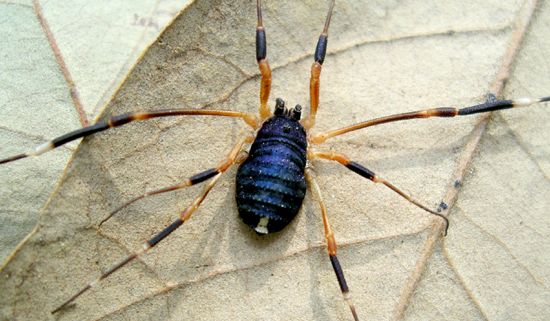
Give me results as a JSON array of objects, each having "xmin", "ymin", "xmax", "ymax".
[
  {"xmin": 99, "ymin": 135, "xmax": 250, "ymax": 226},
  {"xmin": 305, "ymin": 168, "xmax": 360, "ymax": 321},
  {"xmin": 312, "ymin": 150, "xmax": 449, "ymax": 236},
  {"xmin": 303, "ymin": 0, "xmax": 336, "ymax": 131},
  {"xmin": 52, "ymin": 174, "xmax": 223, "ymax": 314},
  {"xmin": 0, "ymin": 109, "xmax": 256, "ymax": 165},
  {"xmin": 98, "ymin": 168, "xmax": 218, "ymax": 227},
  {"xmin": 330, "ymin": 255, "xmax": 360, "ymax": 321},
  {"xmin": 310, "ymin": 95, "xmax": 550, "ymax": 144}
]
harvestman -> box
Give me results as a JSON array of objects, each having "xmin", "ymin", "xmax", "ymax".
[{"xmin": 1, "ymin": 1, "xmax": 548, "ymax": 320}]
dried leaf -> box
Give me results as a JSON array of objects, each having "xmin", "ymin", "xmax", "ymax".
[
  {"xmin": 0, "ymin": 0, "xmax": 190, "ymax": 263},
  {"xmin": 1, "ymin": 1, "xmax": 548, "ymax": 320}
]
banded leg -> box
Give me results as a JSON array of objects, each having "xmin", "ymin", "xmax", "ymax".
[
  {"xmin": 51, "ymin": 172, "xmax": 223, "ymax": 314},
  {"xmin": 99, "ymin": 135, "xmax": 250, "ymax": 226},
  {"xmin": 310, "ymin": 95, "xmax": 550, "ymax": 144},
  {"xmin": 302, "ymin": 0, "xmax": 336, "ymax": 130},
  {"xmin": 311, "ymin": 150, "xmax": 449, "ymax": 235},
  {"xmin": 256, "ymin": 0, "xmax": 272, "ymax": 120},
  {"xmin": 305, "ymin": 167, "xmax": 359, "ymax": 321},
  {"xmin": 0, "ymin": 109, "xmax": 257, "ymax": 165}
]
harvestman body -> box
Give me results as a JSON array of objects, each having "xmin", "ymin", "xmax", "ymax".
[{"xmin": 1, "ymin": 1, "xmax": 549, "ymax": 320}]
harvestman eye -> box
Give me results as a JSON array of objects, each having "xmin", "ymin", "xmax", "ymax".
[{"xmin": 0, "ymin": 1, "xmax": 548, "ymax": 320}]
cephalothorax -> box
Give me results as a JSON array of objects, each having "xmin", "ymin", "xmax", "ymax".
[{"xmin": 1, "ymin": 1, "xmax": 548, "ymax": 320}]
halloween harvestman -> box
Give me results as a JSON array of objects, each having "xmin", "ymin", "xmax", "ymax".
[{"xmin": 1, "ymin": 1, "xmax": 549, "ymax": 320}]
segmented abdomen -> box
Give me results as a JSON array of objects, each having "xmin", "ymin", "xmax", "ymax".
[{"xmin": 236, "ymin": 116, "xmax": 307, "ymax": 234}]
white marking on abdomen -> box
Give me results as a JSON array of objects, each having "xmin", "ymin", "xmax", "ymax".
[{"xmin": 254, "ymin": 217, "xmax": 269, "ymax": 234}]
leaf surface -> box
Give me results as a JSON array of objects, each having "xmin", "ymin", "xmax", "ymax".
[
  {"xmin": 0, "ymin": 0, "xmax": 191, "ymax": 263},
  {"xmin": 0, "ymin": 1, "xmax": 548, "ymax": 320}
]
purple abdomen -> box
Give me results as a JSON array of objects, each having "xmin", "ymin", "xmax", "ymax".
[{"xmin": 236, "ymin": 115, "xmax": 307, "ymax": 234}]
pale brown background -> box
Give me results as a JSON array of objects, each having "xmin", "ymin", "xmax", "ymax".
[{"xmin": 1, "ymin": 1, "xmax": 549, "ymax": 320}]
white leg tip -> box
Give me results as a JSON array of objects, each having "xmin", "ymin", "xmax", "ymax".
[
  {"xmin": 514, "ymin": 97, "xmax": 534, "ymax": 106},
  {"xmin": 33, "ymin": 142, "xmax": 53, "ymax": 156}
]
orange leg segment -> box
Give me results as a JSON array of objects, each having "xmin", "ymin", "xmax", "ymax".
[
  {"xmin": 305, "ymin": 167, "xmax": 359, "ymax": 321},
  {"xmin": 256, "ymin": 0, "xmax": 272, "ymax": 120},
  {"xmin": 302, "ymin": 0, "xmax": 335, "ymax": 130}
]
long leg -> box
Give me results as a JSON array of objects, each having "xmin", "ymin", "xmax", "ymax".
[
  {"xmin": 310, "ymin": 95, "xmax": 550, "ymax": 144},
  {"xmin": 99, "ymin": 135, "xmax": 250, "ymax": 226},
  {"xmin": 51, "ymin": 171, "xmax": 223, "ymax": 314},
  {"xmin": 256, "ymin": 0, "xmax": 272, "ymax": 120},
  {"xmin": 311, "ymin": 150, "xmax": 449, "ymax": 235},
  {"xmin": 305, "ymin": 167, "xmax": 359, "ymax": 321},
  {"xmin": 0, "ymin": 109, "xmax": 257, "ymax": 165},
  {"xmin": 302, "ymin": 0, "xmax": 336, "ymax": 130}
]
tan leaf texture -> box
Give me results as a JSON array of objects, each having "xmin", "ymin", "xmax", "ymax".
[
  {"xmin": 1, "ymin": 1, "xmax": 548, "ymax": 321},
  {"xmin": 0, "ymin": 0, "xmax": 190, "ymax": 263}
]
